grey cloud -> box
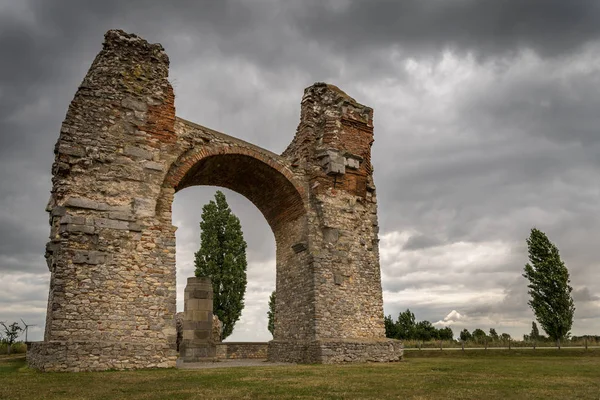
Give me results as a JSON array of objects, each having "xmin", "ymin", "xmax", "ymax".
[
  {"xmin": 572, "ymin": 287, "xmax": 600, "ymax": 302},
  {"xmin": 402, "ymin": 234, "xmax": 444, "ymax": 250},
  {"xmin": 290, "ymin": 0, "xmax": 600, "ymax": 59},
  {"xmin": 460, "ymin": 57, "xmax": 600, "ymax": 146}
]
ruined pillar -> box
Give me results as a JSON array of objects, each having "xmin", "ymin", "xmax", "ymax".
[
  {"xmin": 269, "ymin": 83, "xmax": 403, "ymax": 363},
  {"xmin": 178, "ymin": 277, "xmax": 217, "ymax": 363},
  {"xmin": 27, "ymin": 30, "xmax": 178, "ymax": 371}
]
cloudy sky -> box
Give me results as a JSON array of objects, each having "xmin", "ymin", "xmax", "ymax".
[{"xmin": 1, "ymin": 0, "xmax": 599, "ymax": 342}]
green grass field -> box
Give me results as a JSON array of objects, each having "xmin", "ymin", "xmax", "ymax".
[{"xmin": 1, "ymin": 350, "xmax": 599, "ymax": 399}]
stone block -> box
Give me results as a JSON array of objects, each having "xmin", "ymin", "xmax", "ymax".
[
  {"xmin": 143, "ymin": 161, "xmax": 164, "ymax": 171},
  {"xmin": 326, "ymin": 160, "xmax": 345, "ymax": 176},
  {"xmin": 184, "ymin": 310, "xmax": 210, "ymax": 322},
  {"xmin": 185, "ymin": 298, "xmax": 212, "ymax": 311},
  {"xmin": 60, "ymin": 224, "xmax": 95, "ymax": 234},
  {"xmin": 72, "ymin": 250, "xmax": 107, "ymax": 265},
  {"xmin": 193, "ymin": 330, "xmax": 211, "ymax": 340},
  {"xmin": 317, "ymin": 149, "xmax": 346, "ymax": 175},
  {"xmin": 345, "ymin": 157, "xmax": 360, "ymax": 169},
  {"xmin": 64, "ymin": 197, "xmax": 100, "ymax": 210},
  {"xmin": 108, "ymin": 212, "xmax": 135, "ymax": 221},
  {"xmin": 124, "ymin": 145, "xmax": 153, "ymax": 160},
  {"xmin": 190, "ymin": 289, "xmax": 211, "ymax": 299},
  {"xmin": 121, "ymin": 96, "xmax": 148, "ymax": 112},
  {"xmin": 133, "ymin": 197, "xmax": 156, "ymax": 218},
  {"xmin": 57, "ymin": 144, "xmax": 86, "ymax": 157},
  {"xmin": 50, "ymin": 206, "xmax": 67, "ymax": 217},
  {"xmin": 128, "ymin": 222, "xmax": 143, "ymax": 232},
  {"xmin": 182, "ymin": 321, "xmax": 212, "ymax": 331},
  {"xmin": 59, "ymin": 215, "xmax": 87, "ymax": 225},
  {"xmin": 187, "ymin": 276, "xmax": 212, "ymax": 286},
  {"xmin": 94, "ymin": 218, "xmax": 129, "ymax": 230}
]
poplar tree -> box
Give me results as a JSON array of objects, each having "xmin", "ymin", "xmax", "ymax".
[
  {"xmin": 267, "ymin": 291, "xmax": 276, "ymax": 336},
  {"xmin": 194, "ymin": 191, "xmax": 247, "ymax": 340},
  {"xmin": 523, "ymin": 228, "xmax": 575, "ymax": 343},
  {"xmin": 530, "ymin": 321, "xmax": 541, "ymax": 341}
]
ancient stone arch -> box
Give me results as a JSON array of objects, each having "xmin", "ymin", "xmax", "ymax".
[{"xmin": 28, "ymin": 30, "xmax": 402, "ymax": 372}]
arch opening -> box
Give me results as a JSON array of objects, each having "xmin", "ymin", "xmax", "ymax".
[
  {"xmin": 174, "ymin": 153, "xmax": 305, "ymax": 232},
  {"xmin": 163, "ymin": 148, "xmax": 310, "ymax": 344},
  {"xmin": 172, "ymin": 186, "xmax": 276, "ymax": 342}
]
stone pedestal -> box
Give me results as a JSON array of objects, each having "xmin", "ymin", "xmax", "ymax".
[{"xmin": 178, "ymin": 277, "xmax": 217, "ymax": 363}]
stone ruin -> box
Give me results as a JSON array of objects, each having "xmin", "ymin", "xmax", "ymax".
[{"xmin": 27, "ymin": 29, "xmax": 403, "ymax": 371}]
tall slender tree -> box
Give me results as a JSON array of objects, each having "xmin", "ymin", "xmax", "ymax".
[
  {"xmin": 396, "ymin": 309, "xmax": 416, "ymax": 340},
  {"xmin": 530, "ymin": 321, "xmax": 541, "ymax": 341},
  {"xmin": 195, "ymin": 191, "xmax": 247, "ymax": 340},
  {"xmin": 489, "ymin": 328, "xmax": 499, "ymax": 341},
  {"xmin": 523, "ymin": 228, "xmax": 575, "ymax": 343},
  {"xmin": 384, "ymin": 315, "xmax": 397, "ymax": 339},
  {"xmin": 267, "ymin": 291, "xmax": 276, "ymax": 337},
  {"xmin": 459, "ymin": 329, "xmax": 472, "ymax": 342}
]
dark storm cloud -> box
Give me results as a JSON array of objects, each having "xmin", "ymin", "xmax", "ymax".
[
  {"xmin": 291, "ymin": 0, "xmax": 600, "ymax": 59},
  {"xmin": 460, "ymin": 60, "xmax": 600, "ymax": 146}
]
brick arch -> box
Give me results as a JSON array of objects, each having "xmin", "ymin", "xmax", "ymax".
[
  {"xmin": 30, "ymin": 30, "xmax": 400, "ymax": 372},
  {"xmin": 163, "ymin": 146, "xmax": 307, "ymax": 230}
]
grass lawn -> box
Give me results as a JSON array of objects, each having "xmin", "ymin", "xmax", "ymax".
[{"xmin": 1, "ymin": 350, "xmax": 599, "ymax": 399}]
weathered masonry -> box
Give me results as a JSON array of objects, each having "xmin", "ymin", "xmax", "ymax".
[{"xmin": 28, "ymin": 30, "xmax": 402, "ymax": 371}]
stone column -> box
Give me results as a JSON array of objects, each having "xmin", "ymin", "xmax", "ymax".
[
  {"xmin": 178, "ymin": 277, "xmax": 217, "ymax": 363},
  {"xmin": 27, "ymin": 29, "xmax": 178, "ymax": 372},
  {"xmin": 271, "ymin": 83, "xmax": 403, "ymax": 363}
]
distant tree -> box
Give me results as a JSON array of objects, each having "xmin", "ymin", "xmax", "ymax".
[
  {"xmin": 500, "ymin": 333, "xmax": 512, "ymax": 342},
  {"xmin": 472, "ymin": 328, "xmax": 487, "ymax": 343},
  {"xmin": 194, "ymin": 191, "xmax": 248, "ymax": 340},
  {"xmin": 530, "ymin": 321, "xmax": 540, "ymax": 341},
  {"xmin": 415, "ymin": 320, "xmax": 438, "ymax": 341},
  {"xmin": 489, "ymin": 328, "xmax": 499, "ymax": 341},
  {"xmin": 460, "ymin": 329, "xmax": 472, "ymax": 342},
  {"xmin": 437, "ymin": 326, "xmax": 454, "ymax": 341},
  {"xmin": 267, "ymin": 291, "xmax": 276, "ymax": 337},
  {"xmin": 384, "ymin": 315, "xmax": 397, "ymax": 339},
  {"xmin": 523, "ymin": 228, "xmax": 575, "ymax": 343},
  {"xmin": 0, "ymin": 322, "xmax": 23, "ymax": 355},
  {"xmin": 396, "ymin": 309, "xmax": 416, "ymax": 340}
]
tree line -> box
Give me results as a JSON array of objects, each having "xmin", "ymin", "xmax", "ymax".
[
  {"xmin": 384, "ymin": 309, "xmax": 516, "ymax": 342},
  {"xmin": 384, "ymin": 309, "xmax": 453, "ymax": 341}
]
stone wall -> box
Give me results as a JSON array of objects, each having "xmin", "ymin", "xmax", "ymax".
[
  {"xmin": 268, "ymin": 339, "xmax": 403, "ymax": 364},
  {"xmin": 29, "ymin": 30, "xmax": 401, "ymax": 372},
  {"xmin": 216, "ymin": 343, "xmax": 269, "ymax": 359},
  {"xmin": 27, "ymin": 341, "xmax": 173, "ymax": 372}
]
